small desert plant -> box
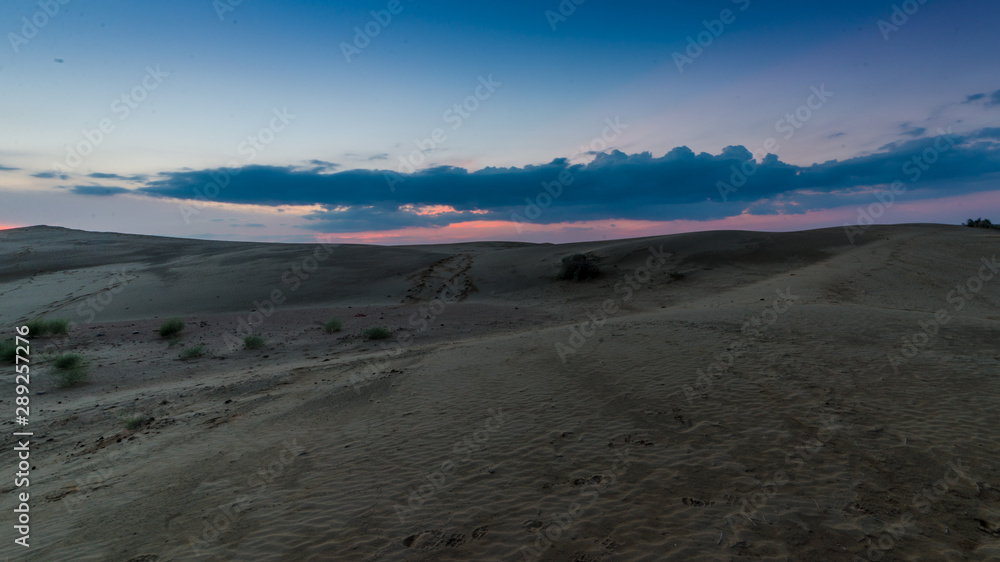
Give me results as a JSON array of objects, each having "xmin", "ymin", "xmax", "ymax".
[
  {"xmin": 323, "ymin": 319, "xmax": 343, "ymax": 333},
  {"xmin": 362, "ymin": 327, "xmax": 392, "ymax": 340},
  {"xmin": 53, "ymin": 367, "xmax": 89, "ymax": 388},
  {"xmin": 120, "ymin": 413, "xmax": 148, "ymax": 430},
  {"xmin": 243, "ymin": 335, "xmax": 266, "ymax": 349},
  {"xmin": 50, "ymin": 353, "xmax": 88, "ymax": 388},
  {"xmin": 668, "ymin": 271, "xmax": 685, "ymax": 280},
  {"xmin": 25, "ymin": 319, "xmax": 45, "ymax": 337},
  {"xmin": 45, "ymin": 318, "xmax": 70, "ymax": 335},
  {"xmin": 558, "ymin": 253, "xmax": 601, "ymax": 281},
  {"xmin": 25, "ymin": 317, "xmax": 70, "ymax": 337},
  {"xmin": 52, "ymin": 353, "xmax": 83, "ymax": 370},
  {"xmin": 179, "ymin": 345, "xmax": 206, "ymax": 360},
  {"xmin": 158, "ymin": 318, "xmax": 185, "ymax": 338},
  {"xmin": 1, "ymin": 340, "xmax": 16, "ymax": 363}
]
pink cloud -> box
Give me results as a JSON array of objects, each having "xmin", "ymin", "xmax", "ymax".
[{"xmin": 313, "ymin": 190, "xmax": 999, "ymax": 245}]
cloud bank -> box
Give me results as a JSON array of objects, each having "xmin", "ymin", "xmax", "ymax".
[{"xmin": 55, "ymin": 126, "xmax": 1000, "ymax": 233}]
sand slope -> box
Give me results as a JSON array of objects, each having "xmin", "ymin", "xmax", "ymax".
[{"xmin": 0, "ymin": 224, "xmax": 998, "ymax": 561}]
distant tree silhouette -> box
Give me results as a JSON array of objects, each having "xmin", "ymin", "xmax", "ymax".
[{"xmin": 965, "ymin": 217, "xmax": 996, "ymax": 229}]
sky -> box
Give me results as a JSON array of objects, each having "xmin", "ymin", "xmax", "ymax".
[{"xmin": 2, "ymin": 0, "xmax": 999, "ymax": 244}]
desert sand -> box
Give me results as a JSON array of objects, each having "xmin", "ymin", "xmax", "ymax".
[{"xmin": 0, "ymin": 224, "xmax": 998, "ymax": 561}]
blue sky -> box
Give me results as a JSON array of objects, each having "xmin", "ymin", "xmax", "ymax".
[{"xmin": 2, "ymin": 0, "xmax": 999, "ymax": 243}]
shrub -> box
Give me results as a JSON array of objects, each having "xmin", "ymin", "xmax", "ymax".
[
  {"xmin": 120, "ymin": 413, "xmax": 148, "ymax": 430},
  {"xmin": 50, "ymin": 353, "xmax": 88, "ymax": 388},
  {"xmin": 52, "ymin": 353, "xmax": 83, "ymax": 370},
  {"xmin": 25, "ymin": 318, "xmax": 70, "ymax": 337},
  {"xmin": 669, "ymin": 271, "xmax": 685, "ymax": 280},
  {"xmin": 25, "ymin": 319, "xmax": 45, "ymax": 337},
  {"xmin": 965, "ymin": 218, "xmax": 996, "ymax": 229},
  {"xmin": 52, "ymin": 353, "xmax": 89, "ymax": 388},
  {"xmin": 558, "ymin": 253, "xmax": 601, "ymax": 281},
  {"xmin": 362, "ymin": 327, "xmax": 392, "ymax": 340},
  {"xmin": 244, "ymin": 335, "xmax": 266, "ymax": 349},
  {"xmin": 46, "ymin": 318, "xmax": 70, "ymax": 335},
  {"xmin": 0, "ymin": 340, "xmax": 16, "ymax": 363},
  {"xmin": 323, "ymin": 319, "xmax": 343, "ymax": 333},
  {"xmin": 53, "ymin": 367, "xmax": 89, "ymax": 388},
  {"xmin": 158, "ymin": 318, "xmax": 185, "ymax": 338},
  {"xmin": 179, "ymin": 345, "xmax": 206, "ymax": 360}
]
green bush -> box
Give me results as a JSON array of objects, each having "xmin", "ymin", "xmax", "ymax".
[
  {"xmin": 25, "ymin": 319, "xmax": 45, "ymax": 337},
  {"xmin": 46, "ymin": 318, "xmax": 69, "ymax": 335},
  {"xmin": 158, "ymin": 318, "xmax": 185, "ymax": 338},
  {"xmin": 120, "ymin": 413, "xmax": 148, "ymax": 430},
  {"xmin": 244, "ymin": 335, "xmax": 266, "ymax": 349},
  {"xmin": 965, "ymin": 218, "xmax": 996, "ymax": 229},
  {"xmin": 558, "ymin": 253, "xmax": 601, "ymax": 281},
  {"xmin": 362, "ymin": 327, "xmax": 392, "ymax": 340},
  {"xmin": 53, "ymin": 367, "xmax": 89, "ymax": 388},
  {"xmin": 0, "ymin": 340, "xmax": 16, "ymax": 363},
  {"xmin": 52, "ymin": 353, "xmax": 83, "ymax": 370},
  {"xmin": 179, "ymin": 345, "xmax": 206, "ymax": 360},
  {"xmin": 25, "ymin": 318, "xmax": 70, "ymax": 337},
  {"xmin": 50, "ymin": 353, "xmax": 88, "ymax": 387},
  {"xmin": 323, "ymin": 319, "xmax": 343, "ymax": 333}
]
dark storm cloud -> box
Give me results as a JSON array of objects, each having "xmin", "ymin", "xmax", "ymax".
[
  {"xmin": 303, "ymin": 159, "xmax": 340, "ymax": 173},
  {"xmin": 70, "ymin": 185, "xmax": 131, "ymax": 196},
  {"xmin": 86, "ymin": 172, "xmax": 148, "ymax": 181},
  {"xmin": 963, "ymin": 89, "xmax": 1000, "ymax": 107},
  {"xmin": 900, "ymin": 124, "xmax": 926, "ymax": 138},
  {"xmin": 70, "ymin": 127, "xmax": 999, "ymax": 232}
]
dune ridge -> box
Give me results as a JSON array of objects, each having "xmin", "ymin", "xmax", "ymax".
[{"xmin": 0, "ymin": 224, "xmax": 998, "ymax": 561}]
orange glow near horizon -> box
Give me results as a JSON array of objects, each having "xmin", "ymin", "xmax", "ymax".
[
  {"xmin": 398, "ymin": 204, "xmax": 490, "ymax": 216},
  {"xmin": 314, "ymin": 190, "xmax": 1000, "ymax": 245}
]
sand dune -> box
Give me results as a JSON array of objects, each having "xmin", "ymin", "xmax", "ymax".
[{"xmin": 0, "ymin": 224, "xmax": 998, "ymax": 561}]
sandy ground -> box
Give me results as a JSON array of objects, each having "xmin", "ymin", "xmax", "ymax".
[{"xmin": 0, "ymin": 224, "xmax": 998, "ymax": 561}]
